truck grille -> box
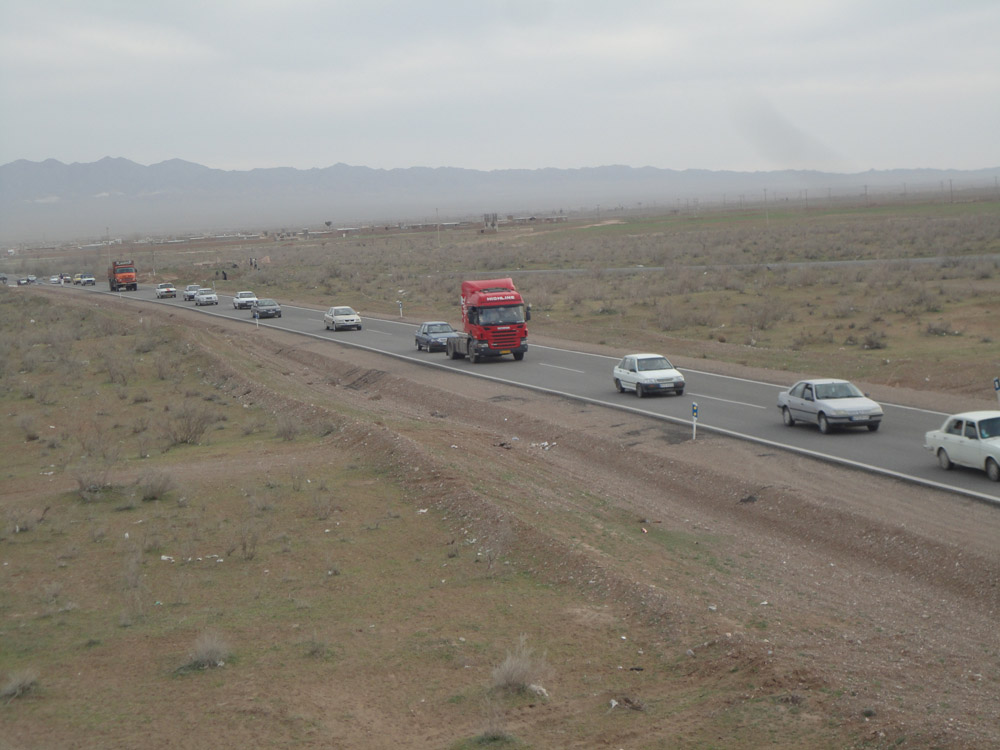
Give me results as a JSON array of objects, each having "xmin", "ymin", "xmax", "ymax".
[{"xmin": 488, "ymin": 330, "xmax": 521, "ymax": 348}]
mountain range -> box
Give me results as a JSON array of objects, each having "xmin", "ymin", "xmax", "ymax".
[{"xmin": 1, "ymin": 157, "xmax": 997, "ymax": 244}]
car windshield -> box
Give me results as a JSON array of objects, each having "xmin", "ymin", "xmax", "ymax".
[
  {"xmin": 426, "ymin": 324, "xmax": 453, "ymax": 333},
  {"xmin": 637, "ymin": 357, "xmax": 673, "ymax": 372},
  {"xmin": 333, "ymin": 307, "xmax": 355, "ymax": 315},
  {"xmin": 978, "ymin": 417, "xmax": 1000, "ymax": 439},
  {"xmin": 258, "ymin": 299, "xmax": 276, "ymax": 306},
  {"xmin": 478, "ymin": 304, "xmax": 525, "ymax": 325},
  {"xmin": 815, "ymin": 382, "xmax": 863, "ymax": 399}
]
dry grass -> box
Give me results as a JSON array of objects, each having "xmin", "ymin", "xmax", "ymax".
[
  {"xmin": 490, "ymin": 634, "xmax": 549, "ymax": 694},
  {"xmin": 1, "ymin": 669, "xmax": 38, "ymax": 703},
  {"xmin": 179, "ymin": 631, "xmax": 232, "ymax": 672}
]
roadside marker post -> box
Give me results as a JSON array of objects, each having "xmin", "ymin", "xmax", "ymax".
[
  {"xmin": 994, "ymin": 377, "xmax": 999, "ymax": 405},
  {"xmin": 397, "ymin": 300, "xmax": 404, "ymax": 318},
  {"xmin": 692, "ymin": 402, "xmax": 698, "ymax": 440}
]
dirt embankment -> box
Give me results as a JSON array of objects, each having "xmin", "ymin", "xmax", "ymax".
[{"xmin": 29, "ymin": 288, "xmax": 1000, "ymax": 747}]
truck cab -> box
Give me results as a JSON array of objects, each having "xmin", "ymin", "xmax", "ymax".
[{"xmin": 446, "ymin": 278, "xmax": 530, "ymax": 363}]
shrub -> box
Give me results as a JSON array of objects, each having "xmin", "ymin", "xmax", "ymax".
[
  {"xmin": 179, "ymin": 630, "xmax": 232, "ymax": 671},
  {"xmin": 136, "ymin": 470, "xmax": 176, "ymax": 501},
  {"xmin": 163, "ymin": 401, "xmax": 218, "ymax": 445},
  {"xmin": 18, "ymin": 415, "xmax": 39, "ymax": 442},
  {"xmin": 490, "ymin": 635, "xmax": 549, "ymax": 693},
  {"xmin": 276, "ymin": 413, "xmax": 301, "ymax": 441},
  {"xmin": 1, "ymin": 669, "xmax": 38, "ymax": 703}
]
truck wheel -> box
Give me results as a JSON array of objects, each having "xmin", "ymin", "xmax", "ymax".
[{"xmin": 513, "ymin": 352, "xmax": 524, "ymax": 361}]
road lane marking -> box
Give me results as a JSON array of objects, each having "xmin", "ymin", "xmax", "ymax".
[
  {"xmin": 689, "ymin": 393, "xmax": 767, "ymax": 409},
  {"xmin": 539, "ymin": 362, "xmax": 585, "ymax": 374}
]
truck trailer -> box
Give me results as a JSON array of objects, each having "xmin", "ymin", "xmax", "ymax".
[{"xmin": 446, "ymin": 278, "xmax": 530, "ymax": 363}]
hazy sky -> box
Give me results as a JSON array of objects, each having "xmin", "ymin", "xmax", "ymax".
[{"xmin": 2, "ymin": 1, "xmax": 998, "ymax": 173}]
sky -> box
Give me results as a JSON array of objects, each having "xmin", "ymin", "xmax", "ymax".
[{"xmin": 1, "ymin": 0, "xmax": 998, "ymax": 174}]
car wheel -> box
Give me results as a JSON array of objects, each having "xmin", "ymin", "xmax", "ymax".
[
  {"xmin": 937, "ymin": 449, "xmax": 953, "ymax": 470},
  {"xmin": 276, "ymin": 312, "xmax": 281, "ymax": 318},
  {"xmin": 867, "ymin": 422, "xmax": 880, "ymax": 432},
  {"xmin": 818, "ymin": 413, "xmax": 830, "ymax": 434},
  {"xmin": 468, "ymin": 350, "xmax": 478, "ymax": 364},
  {"xmin": 986, "ymin": 458, "xmax": 1000, "ymax": 482},
  {"xmin": 614, "ymin": 378, "xmax": 624, "ymax": 393},
  {"xmin": 636, "ymin": 383, "xmax": 645, "ymax": 398},
  {"xmin": 782, "ymin": 407, "xmax": 795, "ymax": 427},
  {"xmin": 674, "ymin": 387, "xmax": 684, "ymax": 396},
  {"xmin": 324, "ymin": 322, "xmax": 329, "ymax": 330},
  {"xmin": 416, "ymin": 340, "xmax": 422, "ymax": 350}
]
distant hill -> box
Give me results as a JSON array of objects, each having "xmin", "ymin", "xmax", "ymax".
[{"xmin": 1, "ymin": 157, "xmax": 997, "ymax": 244}]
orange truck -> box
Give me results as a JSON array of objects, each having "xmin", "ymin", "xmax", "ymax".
[
  {"xmin": 446, "ymin": 278, "xmax": 530, "ymax": 363},
  {"xmin": 107, "ymin": 260, "xmax": 138, "ymax": 292}
]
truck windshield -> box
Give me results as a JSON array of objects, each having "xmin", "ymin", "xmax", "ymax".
[
  {"xmin": 116, "ymin": 267, "xmax": 136, "ymax": 274},
  {"xmin": 479, "ymin": 305, "xmax": 525, "ymax": 325}
]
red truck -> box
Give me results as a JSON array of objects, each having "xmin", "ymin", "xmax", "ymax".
[
  {"xmin": 107, "ymin": 260, "xmax": 138, "ymax": 292},
  {"xmin": 446, "ymin": 278, "xmax": 530, "ymax": 363}
]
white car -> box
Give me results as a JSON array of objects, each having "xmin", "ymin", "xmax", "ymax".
[
  {"xmin": 155, "ymin": 282, "xmax": 177, "ymax": 298},
  {"xmin": 924, "ymin": 411, "xmax": 1000, "ymax": 481},
  {"xmin": 613, "ymin": 353, "xmax": 685, "ymax": 397},
  {"xmin": 777, "ymin": 378, "xmax": 882, "ymax": 433},
  {"xmin": 194, "ymin": 288, "xmax": 219, "ymax": 306},
  {"xmin": 324, "ymin": 306, "xmax": 362, "ymax": 331},
  {"xmin": 232, "ymin": 290, "xmax": 258, "ymax": 309},
  {"xmin": 182, "ymin": 284, "xmax": 202, "ymax": 301}
]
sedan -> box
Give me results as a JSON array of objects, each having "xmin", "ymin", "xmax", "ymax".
[
  {"xmin": 778, "ymin": 378, "xmax": 882, "ymax": 433},
  {"xmin": 193, "ymin": 288, "xmax": 219, "ymax": 306},
  {"xmin": 251, "ymin": 298, "xmax": 282, "ymax": 319},
  {"xmin": 924, "ymin": 411, "xmax": 1000, "ymax": 481},
  {"xmin": 79, "ymin": 274, "xmax": 96, "ymax": 286},
  {"xmin": 324, "ymin": 305, "xmax": 362, "ymax": 331},
  {"xmin": 182, "ymin": 284, "xmax": 202, "ymax": 301},
  {"xmin": 155, "ymin": 282, "xmax": 177, "ymax": 298},
  {"xmin": 233, "ymin": 290, "xmax": 258, "ymax": 309},
  {"xmin": 415, "ymin": 321, "xmax": 459, "ymax": 351},
  {"xmin": 613, "ymin": 353, "xmax": 685, "ymax": 397}
]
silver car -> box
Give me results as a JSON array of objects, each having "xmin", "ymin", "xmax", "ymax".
[
  {"xmin": 323, "ymin": 306, "xmax": 362, "ymax": 331},
  {"xmin": 194, "ymin": 288, "xmax": 219, "ymax": 306},
  {"xmin": 777, "ymin": 378, "xmax": 882, "ymax": 433}
]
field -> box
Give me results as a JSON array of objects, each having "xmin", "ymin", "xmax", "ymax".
[{"xmin": 2, "ymin": 199, "xmax": 1000, "ymax": 748}]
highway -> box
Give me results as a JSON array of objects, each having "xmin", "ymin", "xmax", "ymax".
[{"xmin": 91, "ymin": 284, "xmax": 1000, "ymax": 505}]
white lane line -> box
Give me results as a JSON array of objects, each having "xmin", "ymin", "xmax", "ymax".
[
  {"xmin": 690, "ymin": 393, "xmax": 768, "ymax": 409},
  {"xmin": 539, "ymin": 362, "xmax": 585, "ymax": 374}
]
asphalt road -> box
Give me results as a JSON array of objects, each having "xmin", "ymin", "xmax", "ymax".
[{"xmin": 84, "ymin": 284, "xmax": 1000, "ymax": 505}]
